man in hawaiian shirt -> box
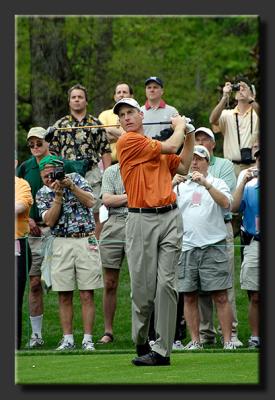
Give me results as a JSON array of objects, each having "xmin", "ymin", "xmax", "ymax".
[
  {"xmin": 36, "ymin": 155, "xmax": 103, "ymax": 351},
  {"xmin": 50, "ymin": 83, "xmax": 112, "ymax": 238}
]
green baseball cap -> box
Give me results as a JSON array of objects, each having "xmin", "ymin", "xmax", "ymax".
[{"xmin": 39, "ymin": 155, "xmax": 63, "ymax": 171}]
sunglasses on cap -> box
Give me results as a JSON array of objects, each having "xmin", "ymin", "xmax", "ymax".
[{"xmin": 27, "ymin": 141, "xmax": 44, "ymax": 148}]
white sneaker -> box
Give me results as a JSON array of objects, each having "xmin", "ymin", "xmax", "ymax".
[
  {"xmin": 172, "ymin": 340, "xmax": 184, "ymax": 350},
  {"xmin": 82, "ymin": 340, "xmax": 95, "ymax": 351},
  {"xmin": 223, "ymin": 341, "xmax": 236, "ymax": 350},
  {"xmin": 248, "ymin": 337, "xmax": 260, "ymax": 349},
  {"xmin": 27, "ymin": 333, "xmax": 44, "ymax": 348},
  {"xmin": 221, "ymin": 336, "xmax": 243, "ymax": 347},
  {"xmin": 231, "ymin": 336, "xmax": 243, "ymax": 347},
  {"xmin": 56, "ymin": 337, "xmax": 75, "ymax": 351},
  {"xmin": 183, "ymin": 340, "xmax": 203, "ymax": 350}
]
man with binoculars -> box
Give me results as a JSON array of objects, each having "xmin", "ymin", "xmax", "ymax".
[{"xmin": 209, "ymin": 77, "xmax": 260, "ymax": 177}]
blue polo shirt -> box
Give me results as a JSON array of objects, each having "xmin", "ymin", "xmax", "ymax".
[{"xmin": 240, "ymin": 180, "xmax": 260, "ymax": 236}]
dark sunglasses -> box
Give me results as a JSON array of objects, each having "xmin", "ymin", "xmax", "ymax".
[{"xmin": 28, "ymin": 142, "xmax": 44, "ymax": 148}]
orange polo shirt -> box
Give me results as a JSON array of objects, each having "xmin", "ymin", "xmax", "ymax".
[{"xmin": 117, "ymin": 131, "xmax": 180, "ymax": 208}]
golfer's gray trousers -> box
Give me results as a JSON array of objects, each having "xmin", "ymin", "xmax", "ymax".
[{"xmin": 125, "ymin": 208, "xmax": 183, "ymax": 357}]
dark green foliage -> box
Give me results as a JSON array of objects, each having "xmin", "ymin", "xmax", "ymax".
[{"xmin": 16, "ymin": 16, "xmax": 259, "ymax": 163}]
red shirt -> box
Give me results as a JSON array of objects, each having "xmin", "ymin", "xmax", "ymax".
[{"xmin": 144, "ymin": 99, "xmax": 166, "ymax": 110}]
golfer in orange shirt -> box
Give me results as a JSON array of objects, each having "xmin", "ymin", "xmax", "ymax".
[{"xmin": 115, "ymin": 98, "xmax": 194, "ymax": 366}]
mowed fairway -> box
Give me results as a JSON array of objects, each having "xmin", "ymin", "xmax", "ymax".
[
  {"xmin": 16, "ymin": 351, "xmax": 259, "ymax": 385},
  {"xmin": 17, "ymin": 241, "xmax": 261, "ymax": 386}
]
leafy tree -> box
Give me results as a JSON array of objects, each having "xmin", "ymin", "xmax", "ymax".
[{"xmin": 16, "ymin": 15, "xmax": 259, "ymax": 162}]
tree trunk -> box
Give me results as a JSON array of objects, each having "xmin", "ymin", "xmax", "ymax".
[
  {"xmin": 90, "ymin": 17, "xmax": 114, "ymax": 116},
  {"xmin": 30, "ymin": 17, "xmax": 71, "ymax": 127}
]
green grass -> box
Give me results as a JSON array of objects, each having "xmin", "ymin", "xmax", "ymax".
[
  {"xmin": 21, "ymin": 258, "xmax": 133, "ymax": 350},
  {"xmin": 16, "ymin": 237, "xmax": 260, "ymax": 385},
  {"xmin": 20, "ymin": 237, "xmax": 250, "ymax": 349},
  {"xmin": 16, "ymin": 351, "xmax": 259, "ymax": 385}
]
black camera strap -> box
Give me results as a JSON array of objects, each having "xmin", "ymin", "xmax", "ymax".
[{"xmin": 235, "ymin": 109, "xmax": 253, "ymax": 148}]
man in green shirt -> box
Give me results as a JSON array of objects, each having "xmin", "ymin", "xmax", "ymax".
[
  {"xmin": 17, "ymin": 127, "xmax": 51, "ymax": 348},
  {"xmin": 17, "ymin": 126, "xmax": 90, "ymax": 348}
]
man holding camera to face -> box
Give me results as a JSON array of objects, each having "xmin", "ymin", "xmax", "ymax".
[
  {"xmin": 36, "ymin": 155, "xmax": 103, "ymax": 351},
  {"xmin": 209, "ymin": 77, "xmax": 260, "ymax": 177}
]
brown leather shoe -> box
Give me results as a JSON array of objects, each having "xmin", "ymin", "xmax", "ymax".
[{"xmin": 132, "ymin": 351, "xmax": 170, "ymax": 366}]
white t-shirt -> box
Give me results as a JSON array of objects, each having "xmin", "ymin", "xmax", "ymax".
[{"xmin": 175, "ymin": 173, "xmax": 232, "ymax": 251}]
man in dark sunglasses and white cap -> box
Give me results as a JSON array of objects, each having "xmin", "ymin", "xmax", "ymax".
[
  {"xmin": 17, "ymin": 127, "xmax": 91, "ymax": 348},
  {"xmin": 17, "ymin": 127, "xmax": 51, "ymax": 348}
]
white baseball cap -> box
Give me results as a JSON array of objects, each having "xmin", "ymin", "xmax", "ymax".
[
  {"xmin": 27, "ymin": 127, "xmax": 47, "ymax": 140},
  {"xmin": 193, "ymin": 145, "xmax": 210, "ymax": 162},
  {"xmin": 113, "ymin": 98, "xmax": 141, "ymax": 115},
  {"xmin": 194, "ymin": 127, "xmax": 215, "ymax": 142}
]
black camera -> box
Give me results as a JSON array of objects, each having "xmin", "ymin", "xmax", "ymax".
[
  {"xmin": 231, "ymin": 83, "xmax": 240, "ymax": 91},
  {"xmin": 48, "ymin": 166, "xmax": 65, "ymax": 181},
  {"xmin": 240, "ymin": 147, "xmax": 252, "ymax": 164}
]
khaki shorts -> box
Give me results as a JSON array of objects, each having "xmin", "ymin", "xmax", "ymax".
[
  {"xmin": 51, "ymin": 236, "xmax": 103, "ymax": 291},
  {"xmin": 240, "ymin": 239, "xmax": 259, "ymax": 291},
  {"xmin": 99, "ymin": 214, "xmax": 127, "ymax": 269},
  {"xmin": 85, "ymin": 165, "xmax": 103, "ymax": 213},
  {"xmin": 178, "ymin": 240, "xmax": 232, "ymax": 292},
  {"xmin": 28, "ymin": 226, "xmax": 51, "ymax": 276}
]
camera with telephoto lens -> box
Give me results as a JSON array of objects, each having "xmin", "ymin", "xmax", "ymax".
[{"xmin": 231, "ymin": 83, "xmax": 240, "ymax": 91}]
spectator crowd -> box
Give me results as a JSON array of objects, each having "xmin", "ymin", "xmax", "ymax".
[{"xmin": 15, "ymin": 76, "xmax": 260, "ymax": 367}]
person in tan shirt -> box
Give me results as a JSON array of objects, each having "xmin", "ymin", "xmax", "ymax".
[{"xmin": 209, "ymin": 77, "xmax": 260, "ymax": 177}]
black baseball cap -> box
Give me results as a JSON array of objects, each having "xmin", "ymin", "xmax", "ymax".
[
  {"xmin": 234, "ymin": 77, "xmax": 253, "ymax": 92},
  {"xmin": 145, "ymin": 76, "xmax": 163, "ymax": 88}
]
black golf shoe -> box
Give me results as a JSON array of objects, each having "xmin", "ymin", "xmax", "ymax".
[
  {"xmin": 136, "ymin": 341, "xmax": 151, "ymax": 356},
  {"xmin": 132, "ymin": 351, "xmax": 170, "ymax": 366}
]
